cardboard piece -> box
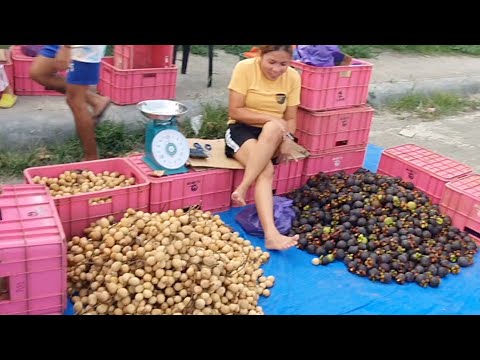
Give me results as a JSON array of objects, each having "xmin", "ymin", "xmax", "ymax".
[{"xmin": 187, "ymin": 138, "xmax": 309, "ymax": 170}]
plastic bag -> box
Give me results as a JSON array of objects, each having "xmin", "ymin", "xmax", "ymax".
[
  {"xmin": 20, "ymin": 45, "xmax": 43, "ymax": 57},
  {"xmin": 295, "ymin": 45, "xmax": 345, "ymax": 67},
  {"xmin": 235, "ymin": 196, "xmax": 296, "ymax": 237}
]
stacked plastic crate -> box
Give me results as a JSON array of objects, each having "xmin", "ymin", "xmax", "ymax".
[
  {"xmin": 440, "ymin": 174, "xmax": 480, "ymax": 243},
  {"xmin": 377, "ymin": 144, "xmax": 473, "ymax": 204},
  {"xmin": 0, "ymin": 185, "xmax": 67, "ymax": 315},
  {"xmin": 98, "ymin": 45, "xmax": 178, "ymax": 105},
  {"xmin": 289, "ymin": 59, "xmax": 375, "ymax": 185}
]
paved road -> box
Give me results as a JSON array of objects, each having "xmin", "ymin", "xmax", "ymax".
[{"xmin": 2, "ymin": 49, "xmax": 480, "ymax": 181}]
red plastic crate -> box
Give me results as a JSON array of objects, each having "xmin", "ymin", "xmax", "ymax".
[
  {"xmin": 23, "ymin": 158, "xmax": 150, "ymax": 239},
  {"xmin": 301, "ymin": 147, "xmax": 367, "ymax": 185},
  {"xmin": 0, "ymin": 184, "xmax": 67, "ymax": 315},
  {"xmin": 10, "ymin": 45, "xmax": 65, "ymax": 96},
  {"xmin": 128, "ymin": 154, "xmax": 232, "ymax": 213},
  {"xmin": 290, "ymin": 59, "xmax": 373, "ymax": 111},
  {"xmin": 440, "ymin": 174, "xmax": 480, "ymax": 243},
  {"xmin": 113, "ymin": 45, "xmax": 174, "ymax": 69},
  {"xmin": 295, "ymin": 105, "xmax": 374, "ymax": 155},
  {"xmin": 1, "ymin": 48, "xmax": 14, "ymax": 93},
  {"xmin": 377, "ymin": 144, "xmax": 473, "ymax": 204},
  {"xmin": 232, "ymin": 160, "xmax": 306, "ymax": 205},
  {"xmin": 98, "ymin": 57, "xmax": 177, "ymax": 105}
]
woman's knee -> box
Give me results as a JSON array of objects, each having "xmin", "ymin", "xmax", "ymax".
[{"xmin": 261, "ymin": 121, "xmax": 283, "ymax": 142}]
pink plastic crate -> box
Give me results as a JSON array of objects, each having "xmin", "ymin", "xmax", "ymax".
[
  {"xmin": 274, "ymin": 159, "xmax": 306, "ymax": 196},
  {"xmin": 440, "ymin": 174, "xmax": 480, "ymax": 243},
  {"xmin": 0, "ymin": 184, "xmax": 67, "ymax": 315},
  {"xmin": 232, "ymin": 160, "xmax": 306, "ymax": 205},
  {"xmin": 10, "ymin": 45, "xmax": 65, "ymax": 96},
  {"xmin": 295, "ymin": 105, "xmax": 374, "ymax": 155},
  {"xmin": 290, "ymin": 59, "xmax": 373, "ymax": 111},
  {"xmin": 128, "ymin": 154, "xmax": 232, "ymax": 213},
  {"xmin": 23, "ymin": 158, "xmax": 150, "ymax": 239},
  {"xmin": 377, "ymin": 144, "xmax": 473, "ymax": 204},
  {"xmin": 1, "ymin": 48, "xmax": 14, "ymax": 93},
  {"xmin": 114, "ymin": 45, "xmax": 174, "ymax": 69},
  {"xmin": 301, "ymin": 147, "xmax": 367, "ymax": 185},
  {"xmin": 98, "ymin": 57, "xmax": 177, "ymax": 105}
]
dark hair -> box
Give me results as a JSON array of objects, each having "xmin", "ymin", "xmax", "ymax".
[{"xmin": 258, "ymin": 45, "xmax": 293, "ymax": 57}]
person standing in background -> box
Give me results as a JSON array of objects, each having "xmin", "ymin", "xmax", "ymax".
[
  {"xmin": 30, "ymin": 45, "xmax": 110, "ymax": 128},
  {"xmin": 52, "ymin": 45, "xmax": 107, "ymax": 161}
]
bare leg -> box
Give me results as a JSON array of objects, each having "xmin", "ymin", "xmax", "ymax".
[
  {"xmin": 66, "ymin": 84, "xmax": 98, "ymax": 161},
  {"xmin": 232, "ymin": 121, "xmax": 283, "ymax": 206},
  {"xmin": 30, "ymin": 56, "xmax": 110, "ymax": 119},
  {"xmin": 3, "ymin": 85, "xmax": 14, "ymax": 95},
  {"xmin": 234, "ymin": 140, "xmax": 298, "ymax": 250}
]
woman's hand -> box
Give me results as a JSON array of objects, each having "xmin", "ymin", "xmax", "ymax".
[{"xmin": 277, "ymin": 137, "xmax": 296, "ymax": 163}]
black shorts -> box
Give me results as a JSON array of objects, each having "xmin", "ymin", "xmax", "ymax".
[{"xmin": 225, "ymin": 123, "xmax": 262, "ymax": 158}]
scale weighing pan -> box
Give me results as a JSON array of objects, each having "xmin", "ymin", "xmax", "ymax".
[
  {"xmin": 138, "ymin": 99, "xmax": 190, "ymax": 175},
  {"xmin": 137, "ymin": 100, "xmax": 188, "ymax": 121}
]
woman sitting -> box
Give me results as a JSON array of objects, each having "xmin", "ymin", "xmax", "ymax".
[{"xmin": 225, "ymin": 45, "xmax": 301, "ymax": 251}]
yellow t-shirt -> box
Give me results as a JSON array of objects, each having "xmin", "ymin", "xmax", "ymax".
[{"xmin": 227, "ymin": 57, "xmax": 301, "ymax": 125}]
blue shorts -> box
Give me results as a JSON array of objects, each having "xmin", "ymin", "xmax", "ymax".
[
  {"xmin": 67, "ymin": 61, "xmax": 101, "ymax": 85},
  {"xmin": 39, "ymin": 45, "xmax": 60, "ymax": 58}
]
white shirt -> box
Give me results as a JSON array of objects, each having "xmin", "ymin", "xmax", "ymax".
[{"xmin": 70, "ymin": 45, "xmax": 107, "ymax": 63}]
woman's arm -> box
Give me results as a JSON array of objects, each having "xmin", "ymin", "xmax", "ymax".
[{"xmin": 283, "ymin": 105, "xmax": 298, "ymax": 135}]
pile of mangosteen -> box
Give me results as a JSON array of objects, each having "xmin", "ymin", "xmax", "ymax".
[{"xmin": 287, "ymin": 169, "xmax": 478, "ymax": 288}]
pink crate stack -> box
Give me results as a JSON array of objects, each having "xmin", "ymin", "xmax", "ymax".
[
  {"xmin": 113, "ymin": 45, "xmax": 174, "ymax": 69},
  {"xmin": 377, "ymin": 144, "xmax": 473, "ymax": 204},
  {"xmin": 98, "ymin": 57, "xmax": 177, "ymax": 105},
  {"xmin": 290, "ymin": 59, "xmax": 373, "ymax": 112},
  {"xmin": 128, "ymin": 154, "xmax": 233, "ymax": 214},
  {"xmin": 10, "ymin": 45, "xmax": 65, "ymax": 96},
  {"xmin": 301, "ymin": 147, "xmax": 367, "ymax": 185},
  {"xmin": 440, "ymin": 174, "xmax": 480, "ymax": 243},
  {"xmin": 295, "ymin": 105, "xmax": 374, "ymax": 155},
  {"xmin": 232, "ymin": 159, "xmax": 306, "ymax": 205},
  {"xmin": 23, "ymin": 158, "xmax": 150, "ymax": 239},
  {"xmin": 0, "ymin": 184, "xmax": 67, "ymax": 315}
]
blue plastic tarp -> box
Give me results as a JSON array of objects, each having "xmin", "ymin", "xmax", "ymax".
[{"xmin": 65, "ymin": 144, "xmax": 480, "ymax": 315}]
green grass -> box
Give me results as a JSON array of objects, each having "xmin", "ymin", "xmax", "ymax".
[
  {"xmin": 180, "ymin": 103, "xmax": 229, "ymax": 139},
  {"xmin": 385, "ymin": 91, "xmax": 480, "ymax": 119},
  {"xmin": 0, "ymin": 120, "xmax": 145, "ymax": 177},
  {"xmin": 0, "ymin": 102, "xmax": 228, "ymax": 178}
]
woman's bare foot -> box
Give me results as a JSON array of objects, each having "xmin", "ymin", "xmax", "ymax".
[
  {"xmin": 265, "ymin": 232, "xmax": 299, "ymax": 251},
  {"xmin": 231, "ymin": 188, "xmax": 247, "ymax": 206}
]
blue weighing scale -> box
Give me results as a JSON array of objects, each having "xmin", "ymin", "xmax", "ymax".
[{"xmin": 137, "ymin": 100, "xmax": 190, "ymax": 175}]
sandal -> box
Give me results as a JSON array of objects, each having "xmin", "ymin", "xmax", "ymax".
[{"xmin": 0, "ymin": 93, "xmax": 17, "ymax": 109}]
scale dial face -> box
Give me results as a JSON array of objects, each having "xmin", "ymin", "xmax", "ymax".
[{"xmin": 151, "ymin": 129, "xmax": 190, "ymax": 170}]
